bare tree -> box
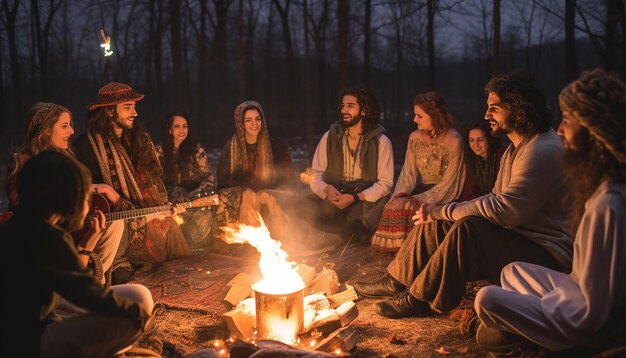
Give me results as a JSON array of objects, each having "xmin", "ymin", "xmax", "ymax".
[
  {"xmin": 565, "ymin": 0, "xmax": 578, "ymax": 80},
  {"xmin": 427, "ymin": 0, "xmax": 436, "ymax": 89},
  {"xmin": 302, "ymin": 0, "xmax": 329, "ymax": 126},
  {"xmin": 363, "ymin": 0, "xmax": 371, "ymax": 85},
  {"xmin": 492, "ymin": 0, "xmax": 500, "ymax": 76},
  {"xmin": 237, "ymin": 0, "xmax": 245, "ymax": 100},
  {"xmin": 337, "ymin": 0, "xmax": 349, "ymax": 89},
  {"xmin": 29, "ymin": 0, "xmax": 63, "ymax": 96},
  {"xmin": 1, "ymin": 0, "xmax": 23, "ymax": 119},
  {"xmin": 170, "ymin": 0, "xmax": 185, "ymax": 109},
  {"xmin": 271, "ymin": 0, "xmax": 296, "ymax": 124},
  {"xmin": 302, "ymin": 0, "xmax": 314, "ymax": 158}
]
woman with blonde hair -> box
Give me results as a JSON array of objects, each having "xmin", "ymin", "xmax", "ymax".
[{"xmin": 371, "ymin": 92, "xmax": 466, "ymax": 250}]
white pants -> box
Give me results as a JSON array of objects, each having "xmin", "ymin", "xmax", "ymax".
[{"xmin": 474, "ymin": 261, "xmax": 572, "ymax": 351}]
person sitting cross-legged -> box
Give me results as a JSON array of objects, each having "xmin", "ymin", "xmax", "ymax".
[
  {"xmin": 474, "ymin": 68, "xmax": 626, "ymax": 355},
  {"xmin": 1, "ymin": 151, "xmax": 153, "ymax": 358},
  {"xmin": 354, "ymin": 70, "xmax": 573, "ymax": 319}
]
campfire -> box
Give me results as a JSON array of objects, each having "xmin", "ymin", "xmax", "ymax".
[{"xmin": 221, "ymin": 216, "xmax": 359, "ymax": 355}]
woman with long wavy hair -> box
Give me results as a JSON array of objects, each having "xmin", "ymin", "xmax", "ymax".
[
  {"xmin": 371, "ymin": 92, "xmax": 467, "ymax": 250},
  {"xmin": 156, "ymin": 112, "xmax": 215, "ymax": 248}
]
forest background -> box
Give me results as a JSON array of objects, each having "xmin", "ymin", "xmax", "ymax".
[{"xmin": 0, "ymin": 0, "xmax": 624, "ymax": 165}]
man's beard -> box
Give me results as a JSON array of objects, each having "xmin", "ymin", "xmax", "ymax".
[
  {"xmin": 113, "ymin": 112, "xmax": 134, "ymax": 130},
  {"xmin": 490, "ymin": 115, "xmax": 515, "ymax": 138},
  {"xmin": 341, "ymin": 113, "xmax": 362, "ymax": 128},
  {"xmin": 561, "ymin": 129, "xmax": 603, "ymax": 233}
]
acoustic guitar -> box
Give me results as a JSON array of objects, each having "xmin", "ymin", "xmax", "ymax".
[{"xmin": 0, "ymin": 192, "xmax": 220, "ymax": 244}]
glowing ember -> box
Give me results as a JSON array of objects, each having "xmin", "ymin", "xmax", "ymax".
[{"xmin": 223, "ymin": 216, "xmax": 305, "ymax": 294}]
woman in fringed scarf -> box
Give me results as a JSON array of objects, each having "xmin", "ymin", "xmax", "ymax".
[
  {"xmin": 217, "ymin": 101, "xmax": 297, "ymax": 191},
  {"xmin": 213, "ymin": 101, "xmax": 332, "ymax": 255}
]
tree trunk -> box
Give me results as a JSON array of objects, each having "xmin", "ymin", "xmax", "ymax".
[
  {"xmin": 337, "ymin": 0, "xmax": 349, "ymax": 89},
  {"xmin": 565, "ymin": 0, "xmax": 578, "ymax": 81},
  {"xmin": 210, "ymin": 0, "xmax": 232, "ymax": 132},
  {"xmin": 155, "ymin": 0, "xmax": 164, "ymax": 112},
  {"xmin": 427, "ymin": 0, "xmax": 436, "ymax": 89},
  {"xmin": 1, "ymin": 0, "xmax": 23, "ymax": 123},
  {"xmin": 491, "ymin": 0, "xmax": 500, "ymax": 76},
  {"xmin": 303, "ymin": 0, "xmax": 314, "ymax": 158},
  {"xmin": 237, "ymin": 0, "xmax": 246, "ymax": 100},
  {"xmin": 272, "ymin": 0, "xmax": 296, "ymax": 126},
  {"xmin": 169, "ymin": 0, "xmax": 185, "ymax": 110},
  {"xmin": 605, "ymin": 0, "xmax": 621, "ymax": 71},
  {"xmin": 363, "ymin": 0, "xmax": 371, "ymax": 85}
]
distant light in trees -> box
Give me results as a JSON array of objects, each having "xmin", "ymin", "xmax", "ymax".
[{"xmin": 100, "ymin": 29, "xmax": 113, "ymax": 57}]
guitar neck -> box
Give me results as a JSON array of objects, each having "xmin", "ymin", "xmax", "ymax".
[{"xmin": 104, "ymin": 202, "xmax": 193, "ymax": 222}]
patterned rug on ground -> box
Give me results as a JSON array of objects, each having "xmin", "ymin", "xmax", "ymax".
[{"xmin": 132, "ymin": 251, "xmax": 259, "ymax": 314}]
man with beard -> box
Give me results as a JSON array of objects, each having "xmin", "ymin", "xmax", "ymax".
[
  {"xmin": 473, "ymin": 68, "xmax": 626, "ymax": 355},
  {"xmin": 73, "ymin": 82, "xmax": 190, "ymax": 283},
  {"xmin": 307, "ymin": 85, "xmax": 394, "ymax": 241},
  {"xmin": 354, "ymin": 70, "xmax": 573, "ymax": 319}
]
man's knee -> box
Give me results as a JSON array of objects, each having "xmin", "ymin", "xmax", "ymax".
[
  {"xmin": 446, "ymin": 216, "xmax": 491, "ymax": 243},
  {"xmin": 474, "ymin": 285, "xmax": 505, "ymax": 317}
]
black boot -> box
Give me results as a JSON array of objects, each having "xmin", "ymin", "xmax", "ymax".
[
  {"xmin": 375, "ymin": 289, "xmax": 432, "ymax": 319},
  {"xmin": 354, "ymin": 273, "xmax": 406, "ymax": 298}
]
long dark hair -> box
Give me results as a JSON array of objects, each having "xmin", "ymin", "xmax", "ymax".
[
  {"xmin": 87, "ymin": 106, "xmax": 162, "ymax": 180},
  {"xmin": 484, "ymin": 69, "xmax": 552, "ymax": 138},
  {"xmin": 16, "ymin": 150, "xmax": 92, "ymax": 232},
  {"xmin": 464, "ymin": 119, "xmax": 501, "ymax": 158},
  {"xmin": 160, "ymin": 112, "xmax": 197, "ymax": 187},
  {"xmin": 413, "ymin": 92, "xmax": 456, "ymax": 136},
  {"xmin": 339, "ymin": 85, "xmax": 381, "ymax": 133}
]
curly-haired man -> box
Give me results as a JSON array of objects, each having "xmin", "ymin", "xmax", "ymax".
[
  {"xmin": 474, "ymin": 68, "xmax": 626, "ymax": 354},
  {"xmin": 355, "ymin": 70, "xmax": 573, "ymax": 320},
  {"xmin": 307, "ymin": 85, "xmax": 394, "ymax": 242}
]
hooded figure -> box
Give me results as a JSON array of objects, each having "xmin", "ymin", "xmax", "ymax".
[{"xmin": 217, "ymin": 100, "xmax": 297, "ymax": 191}]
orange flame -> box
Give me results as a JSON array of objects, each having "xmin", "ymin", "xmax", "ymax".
[{"xmin": 223, "ymin": 214, "xmax": 305, "ymax": 294}]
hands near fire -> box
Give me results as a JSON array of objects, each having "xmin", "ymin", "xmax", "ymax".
[
  {"xmin": 412, "ymin": 202, "xmax": 434, "ymax": 226},
  {"xmin": 325, "ymin": 185, "xmax": 359, "ymax": 209}
]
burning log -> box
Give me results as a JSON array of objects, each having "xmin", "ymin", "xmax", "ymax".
[
  {"xmin": 312, "ymin": 326, "xmax": 358, "ymax": 354},
  {"xmin": 224, "ymin": 273, "xmax": 256, "ymax": 307},
  {"xmin": 222, "ymin": 286, "xmax": 359, "ymax": 342},
  {"xmin": 327, "ymin": 284, "xmax": 358, "ymax": 308},
  {"xmin": 223, "ymin": 298, "xmax": 256, "ymax": 340},
  {"xmin": 221, "ymin": 215, "xmax": 359, "ymax": 352}
]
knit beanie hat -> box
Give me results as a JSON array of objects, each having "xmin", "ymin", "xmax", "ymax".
[{"xmin": 559, "ymin": 68, "xmax": 626, "ymax": 164}]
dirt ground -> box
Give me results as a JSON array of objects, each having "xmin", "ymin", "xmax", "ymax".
[{"xmin": 133, "ymin": 243, "xmax": 487, "ymax": 358}]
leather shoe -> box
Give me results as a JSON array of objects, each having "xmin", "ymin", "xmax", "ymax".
[
  {"xmin": 376, "ymin": 289, "xmax": 432, "ymax": 319},
  {"xmin": 354, "ymin": 274, "xmax": 406, "ymax": 298},
  {"xmin": 476, "ymin": 321, "xmax": 532, "ymax": 353}
]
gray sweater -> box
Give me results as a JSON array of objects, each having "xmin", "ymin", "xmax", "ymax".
[{"xmin": 431, "ymin": 129, "xmax": 573, "ymax": 270}]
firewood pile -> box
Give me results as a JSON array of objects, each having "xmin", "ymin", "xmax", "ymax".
[{"xmin": 221, "ymin": 263, "xmax": 359, "ymax": 356}]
